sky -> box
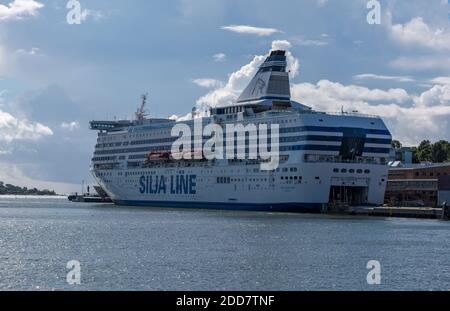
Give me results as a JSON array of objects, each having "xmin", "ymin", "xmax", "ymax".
[{"xmin": 0, "ymin": 0, "xmax": 450, "ymax": 193}]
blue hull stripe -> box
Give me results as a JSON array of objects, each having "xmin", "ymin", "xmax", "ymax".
[{"xmin": 114, "ymin": 200, "xmax": 322, "ymax": 213}]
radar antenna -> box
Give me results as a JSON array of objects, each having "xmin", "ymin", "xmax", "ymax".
[{"xmin": 135, "ymin": 93, "xmax": 149, "ymax": 121}]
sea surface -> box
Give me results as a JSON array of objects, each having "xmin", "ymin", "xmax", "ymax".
[{"xmin": 0, "ymin": 196, "xmax": 449, "ymax": 291}]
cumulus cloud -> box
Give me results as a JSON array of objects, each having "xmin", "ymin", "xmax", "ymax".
[
  {"xmin": 388, "ymin": 14, "xmax": 450, "ymax": 51},
  {"xmin": 0, "ymin": 0, "xmax": 44, "ymax": 21},
  {"xmin": 221, "ymin": 25, "xmax": 282, "ymax": 36},
  {"xmin": 429, "ymin": 77, "xmax": 450, "ymax": 85},
  {"xmin": 195, "ymin": 55, "xmax": 266, "ymax": 110},
  {"xmin": 414, "ymin": 84, "xmax": 450, "ymax": 107},
  {"xmin": 0, "ymin": 109, "xmax": 53, "ymax": 143},
  {"xmin": 61, "ymin": 121, "xmax": 80, "ymax": 131}
]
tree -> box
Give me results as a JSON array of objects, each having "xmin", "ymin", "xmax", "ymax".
[
  {"xmin": 431, "ymin": 140, "xmax": 450, "ymax": 163},
  {"xmin": 391, "ymin": 140, "xmax": 402, "ymax": 149},
  {"xmin": 393, "ymin": 139, "xmax": 450, "ymax": 163},
  {"xmin": 410, "ymin": 147, "xmax": 420, "ymax": 164},
  {"xmin": 417, "ymin": 140, "xmax": 433, "ymax": 162}
]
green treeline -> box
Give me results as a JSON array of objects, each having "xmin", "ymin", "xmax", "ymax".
[
  {"xmin": 0, "ymin": 181, "xmax": 56, "ymax": 196},
  {"xmin": 392, "ymin": 139, "xmax": 450, "ymax": 163}
]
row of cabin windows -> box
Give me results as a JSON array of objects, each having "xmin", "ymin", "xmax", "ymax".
[
  {"xmin": 217, "ymin": 177, "xmax": 271, "ymax": 184},
  {"xmin": 415, "ymin": 172, "xmax": 448, "ymax": 177},
  {"xmin": 281, "ymin": 176, "xmax": 303, "ymax": 181},
  {"xmin": 333, "ymin": 168, "xmax": 371, "ymax": 174},
  {"xmin": 217, "ymin": 177, "xmax": 231, "ymax": 184}
]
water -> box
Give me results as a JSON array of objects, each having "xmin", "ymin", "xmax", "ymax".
[{"xmin": 0, "ymin": 196, "xmax": 449, "ymax": 291}]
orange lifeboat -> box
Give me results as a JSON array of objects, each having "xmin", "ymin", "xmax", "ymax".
[{"xmin": 147, "ymin": 151, "xmax": 171, "ymax": 161}]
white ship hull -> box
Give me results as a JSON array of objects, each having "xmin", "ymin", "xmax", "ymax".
[{"xmin": 93, "ymin": 161, "xmax": 388, "ymax": 212}]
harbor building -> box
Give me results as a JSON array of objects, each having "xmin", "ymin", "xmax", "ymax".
[{"xmin": 386, "ymin": 163, "xmax": 450, "ymax": 207}]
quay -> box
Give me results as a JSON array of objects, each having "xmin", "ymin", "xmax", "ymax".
[
  {"xmin": 68, "ymin": 185, "xmax": 113, "ymax": 204},
  {"xmin": 325, "ymin": 205, "xmax": 449, "ymax": 220}
]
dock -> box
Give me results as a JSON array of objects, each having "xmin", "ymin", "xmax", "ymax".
[
  {"xmin": 68, "ymin": 185, "xmax": 113, "ymax": 204},
  {"xmin": 324, "ymin": 205, "xmax": 448, "ymax": 220}
]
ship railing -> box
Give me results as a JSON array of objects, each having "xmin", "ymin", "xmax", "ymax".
[{"xmin": 239, "ymin": 108, "xmax": 381, "ymax": 120}]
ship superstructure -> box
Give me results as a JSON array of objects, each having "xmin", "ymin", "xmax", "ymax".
[{"xmin": 90, "ymin": 50, "xmax": 392, "ymax": 212}]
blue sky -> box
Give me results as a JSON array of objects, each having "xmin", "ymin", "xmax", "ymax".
[{"xmin": 1, "ymin": 0, "xmax": 450, "ymax": 193}]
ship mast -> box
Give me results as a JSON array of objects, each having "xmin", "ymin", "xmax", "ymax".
[{"xmin": 135, "ymin": 93, "xmax": 149, "ymax": 121}]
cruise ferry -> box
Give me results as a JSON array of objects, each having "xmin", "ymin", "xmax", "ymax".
[{"xmin": 90, "ymin": 50, "xmax": 392, "ymax": 212}]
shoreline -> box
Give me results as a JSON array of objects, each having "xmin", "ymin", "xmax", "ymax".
[{"xmin": 0, "ymin": 194, "xmax": 67, "ymax": 199}]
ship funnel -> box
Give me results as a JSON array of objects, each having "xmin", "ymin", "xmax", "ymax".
[{"xmin": 237, "ymin": 50, "xmax": 291, "ymax": 104}]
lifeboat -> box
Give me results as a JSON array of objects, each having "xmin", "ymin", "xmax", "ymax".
[{"xmin": 147, "ymin": 151, "xmax": 171, "ymax": 161}]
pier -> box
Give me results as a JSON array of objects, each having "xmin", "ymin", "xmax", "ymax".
[{"xmin": 324, "ymin": 204, "xmax": 448, "ymax": 220}]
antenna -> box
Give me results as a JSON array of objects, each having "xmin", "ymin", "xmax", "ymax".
[{"xmin": 135, "ymin": 92, "xmax": 149, "ymax": 121}]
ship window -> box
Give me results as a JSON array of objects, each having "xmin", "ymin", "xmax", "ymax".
[
  {"xmin": 357, "ymin": 169, "xmax": 363, "ymax": 174},
  {"xmin": 364, "ymin": 170, "xmax": 371, "ymax": 174},
  {"xmin": 341, "ymin": 169, "xmax": 347, "ymax": 173},
  {"xmin": 349, "ymin": 169, "xmax": 355, "ymax": 173},
  {"xmin": 333, "ymin": 168, "xmax": 339, "ymax": 173}
]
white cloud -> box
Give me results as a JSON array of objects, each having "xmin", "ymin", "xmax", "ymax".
[
  {"xmin": 191, "ymin": 78, "xmax": 223, "ymax": 89},
  {"xmin": 292, "ymin": 80, "xmax": 410, "ymax": 105},
  {"xmin": 61, "ymin": 121, "xmax": 80, "ymax": 131},
  {"xmin": 81, "ymin": 9, "xmax": 106, "ymax": 22},
  {"xmin": 0, "ymin": 109, "xmax": 53, "ymax": 143},
  {"xmin": 195, "ymin": 54, "xmax": 265, "ymax": 110},
  {"xmin": 429, "ymin": 77, "xmax": 450, "ymax": 85},
  {"xmin": 317, "ymin": 0, "xmax": 328, "ymax": 7},
  {"xmin": 388, "ymin": 15, "xmax": 450, "ymax": 51},
  {"xmin": 221, "ymin": 25, "xmax": 282, "ymax": 36},
  {"xmin": 414, "ymin": 84, "xmax": 450, "ymax": 107},
  {"xmin": 15, "ymin": 47, "xmax": 42, "ymax": 56},
  {"xmin": 0, "ymin": 0, "xmax": 44, "ymax": 21},
  {"xmin": 213, "ymin": 53, "xmax": 226, "ymax": 62},
  {"xmin": 354, "ymin": 74, "xmax": 415, "ymax": 83}
]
